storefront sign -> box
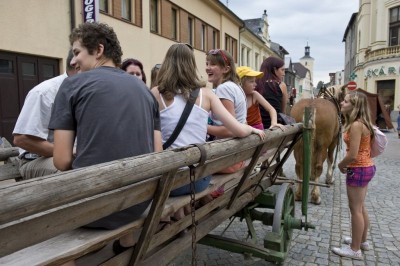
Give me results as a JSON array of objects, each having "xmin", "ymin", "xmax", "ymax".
[
  {"xmin": 365, "ymin": 66, "xmax": 399, "ymax": 79},
  {"xmin": 83, "ymin": 0, "xmax": 99, "ymax": 22}
]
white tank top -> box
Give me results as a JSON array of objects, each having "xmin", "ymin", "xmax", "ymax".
[{"xmin": 160, "ymin": 89, "xmax": 209, "ymax": 149}]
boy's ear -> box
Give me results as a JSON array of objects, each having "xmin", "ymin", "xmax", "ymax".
[{"xmin": 95, "ymin": 44, "xmax": 105, "ymax": 59}]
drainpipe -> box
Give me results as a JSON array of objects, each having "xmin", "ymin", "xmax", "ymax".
[{"xmin": 70, "ymin": 0, "xmax": 76, "ymax": 32}]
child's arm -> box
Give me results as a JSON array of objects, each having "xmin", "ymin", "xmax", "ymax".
[{"xmin": 253, "ymin": 91, "xmax": 285, "ymax": 130}]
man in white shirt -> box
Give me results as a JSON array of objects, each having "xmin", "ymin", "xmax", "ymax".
[{"xmin": 12, "ymin": 50, "xmax": 77, "ymax": 180}]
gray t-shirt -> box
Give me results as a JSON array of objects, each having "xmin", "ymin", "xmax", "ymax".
[
  {"xmin": 211, "ymin": 80, "xmax": 247, "ymax": 125},
  {"xmin": 49, "ymin": 66, "xmax": 160, "ymax": 169}
]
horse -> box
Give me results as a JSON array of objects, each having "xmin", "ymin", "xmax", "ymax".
[{"xmin": 290, "ymin": 85, "xmax": 345, "ymax": 205}]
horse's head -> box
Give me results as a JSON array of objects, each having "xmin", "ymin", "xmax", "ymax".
[{"xmin": 325, "ymin": 85, "xmax": 346, "ymax": 104}]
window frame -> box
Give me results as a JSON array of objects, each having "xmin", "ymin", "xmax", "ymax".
[
  {"xmin": 389, "ymin": 6, "xmax": 400, "ymax": 46},
  {"xmin": 150, "ymin": 0, "xmax": 159, "ymax": 33}
]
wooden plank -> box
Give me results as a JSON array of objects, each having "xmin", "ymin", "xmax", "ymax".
[
  {"xmin": 0, "ymin": 126, "xmax": 298, "ymax": 224},
  {"xmin": 0, "ymin": 163, "xmax": 20, "ymax": 181},
  {"xmin": 0, "ymin": 148, "xmax": 19, "ymax": 161},
  {"xmin": 1, "ymin": 127, "xmax": 301, "ymax": 224},
  {"xmin": 228, "ymin": 143, "xmax": 266, "ymax": 209},
  {"xmin": 1, "ymin": 137, "xmax": 13, "ymax": 148},
  {"xmin": 138, "ymin": 178, "xmax": 272, "ymax": 266},
  {"xmin": 129, "ymin": 169, "xmax": 178, "ymax": 264},
  {"xmin": 138, "ymin": 166, "xmax": 275, "ymax": 263},
  {"xmin": 0, "ymin": 125, "xmax": 302, "ymax": 262},
  {"xmin": 0, "ymin": 167, "xmax": 247, "ymax": 265},
  {"xmin": 0, "ymin": 151, "xmax": 260, "ymax": 258}
]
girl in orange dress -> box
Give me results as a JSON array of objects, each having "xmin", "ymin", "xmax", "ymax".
[{"xmin": 236, "ymin": 66, "xmax": 284, "ymax": 131}]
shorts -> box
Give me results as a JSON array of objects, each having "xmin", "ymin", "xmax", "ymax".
[
  {"xmin": 170, "ymin": 175, "xmax": 212, "ymax": 196},
  {"xmin": 346, "ymin": 165, "xmax": 376, "ymax": 187},
  {"xmin": 251, "ymin": 123, "xmax": 264, "ymax": 130}
]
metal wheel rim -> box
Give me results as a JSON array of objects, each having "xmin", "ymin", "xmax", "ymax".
[{"xmin": 272, "ymin": 183, "xmax": 295, "ymax": 252}]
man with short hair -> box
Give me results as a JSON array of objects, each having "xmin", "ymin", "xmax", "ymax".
[
  {"xmin": 13, "ymin": 50, "xmax": 77, "ymax": 180},
  {"xmin": 49, "ymin": 22, "xmax": 162, "ymax": 252}
]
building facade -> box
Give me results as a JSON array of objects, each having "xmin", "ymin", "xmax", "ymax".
[
  {"xmin": 0, "ymin": 0, "xmax": 244, "ymax": 141},
  {"xmin": 343, "ymin": 0, "xmax": 400, "ymax": 115},
  {"xmin": 240, "ymin": 10, "xmax": 277, "ymax": 69}
]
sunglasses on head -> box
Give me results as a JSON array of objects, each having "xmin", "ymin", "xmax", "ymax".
[
  {"xmin": 208, "ymin": 49, "xmax": 230, "ymax": 66},
  {"xmin": 154, "ymin": 64, "xmax": 162, "ymax": 69}
]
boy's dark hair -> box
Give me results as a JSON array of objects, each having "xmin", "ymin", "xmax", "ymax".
[{"xmin": 69, "ymin": 22, "xmax": 123, "ymax": 66}]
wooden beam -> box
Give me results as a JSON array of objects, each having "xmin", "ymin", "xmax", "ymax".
[{"xmin": 129, "ymin": 169, "xmax": 178, "ymax": 264}]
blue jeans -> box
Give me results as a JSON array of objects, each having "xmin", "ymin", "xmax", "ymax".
[
  {"xmin": 170, "ymin": 175, "xmax": 212, "ymax": 196},
  {"xmin": 397, "ymin": 112, "xmax": 400, "ymax": 131}
]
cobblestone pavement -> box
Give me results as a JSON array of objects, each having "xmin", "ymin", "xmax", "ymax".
[{"xmin": 170, "ymin": 127, "xmax": 400, "ymax": 266}]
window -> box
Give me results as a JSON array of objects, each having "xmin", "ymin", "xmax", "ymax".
[
  {"xmin": 212, "ymin": 30, "xmax": 217, "ymax": 49},
  {"xmin": 42, "ymin": 64, "xmax": 55, "ymax": 79},
  {"xmin": 224, "ymin": 34, "xmax": 237, "ymax": 62},
  {"xmin": 171, "ymin": 8, "xmax": 178, "ymax": 40},
  {"xmin": 101, "ymin": 0, "xmax": 141, "ymax": 26},
  {"xmin": 188, "ymin": 17, "xmax": 194, "ymax": 46},
  {"xmin": 389, "ymin": 6, "xmax": 400, "ymax": 46},
  {"xmin": 150, "ymin": 0, "xmax": 159, "ymax": 32},
  {"xmin": 201, "ymin": 24, "xmax": 206, "ymax": 51},
  {"xmin": 255, "ymin": 53, "xmax": 259, "ymax": 68},
  {"xmin": 0, "ymin": 59, "xmax": 13, "ymax": 74},
  {"xmin": 241, "ymin": 46, "xmax": 245, "ymax": 65},
  {"xmin": 99, "ymin": 0, "xmax": 109, "ymax": 13},
  {"xmin": 22, "ymin": 62, "xmax": 35, "ymax": 76},
  {"xmin": 121, "ymin": 0, "xmax": 131, "ymax": 20}
]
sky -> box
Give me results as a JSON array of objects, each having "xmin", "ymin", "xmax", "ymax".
[{"xmin": 220, "ymin": 0, "xmax": 359, "ymax": 84}]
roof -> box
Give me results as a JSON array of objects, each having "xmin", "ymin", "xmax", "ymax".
[
  {"xmin": 300, "ymin": 54, "xmax": 313, "ymax": 59},
  {"xmin": 271, "ymin": 42, "xmax": 289, "ymax": 56},
  {"xmin": 293, "ymin": 62, "xmax": 310, "ymax": 78},
  {"xmin": 343, "ymin": 12, "xmax": 358, "ymax": 42},
  {"xmin": 243, "ymin": 19, "xmax": 262, "ymax": 34}
]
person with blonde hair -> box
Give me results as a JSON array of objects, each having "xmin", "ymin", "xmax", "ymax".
[
  {"xmin": 151, "ymin": 43, "xmax": 265, "ymax": 219},
  {"xmin": 150, "ymin": 63, "xmax": 161, "ymax": 89},
  {"xmin": 332, "ymin": 91, "xmax": 376, "ymax": 260},
  {"xmin": 236, "ymin": 66, "xmax": 285, "ymax": 131}
]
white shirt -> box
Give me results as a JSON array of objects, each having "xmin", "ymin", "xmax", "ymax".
[
  {"xmin": 13, "ymin": 73, "xmax": 68, "ymax": 155},
  {"xmin": 160, "ymin": 90, "xmax": 209, "ymax": 149},
  {"xmin": 210, "ymin": 80, "xmax": 247, "ymax": 125}
]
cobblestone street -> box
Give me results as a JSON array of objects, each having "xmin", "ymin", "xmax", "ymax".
[{"xmin": 170, "ymin": 127, "xmax": 400, "ymax": 266}]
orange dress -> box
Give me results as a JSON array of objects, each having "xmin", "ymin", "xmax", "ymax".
[
  {"xmin": 343, "ymin": 131, "xmax": 374, "ymax": 167},
  {"xmin": 247, "ymin": 103, "xmax": 262, "ymax": 127}
]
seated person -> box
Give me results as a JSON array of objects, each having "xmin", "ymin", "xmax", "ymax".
[
  {"xmin": 12, "ymin": 49, "xmax": 77, "ymax": 180},
  {"xmin": 151, "ymin": 43, "xmax": 265, "ymax": 220},
  {"xmin": 49, "ymin": 22, "xmax": 162, "ymax": 257}
]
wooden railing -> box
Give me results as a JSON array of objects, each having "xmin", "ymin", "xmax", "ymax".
[{"xmin": 0, "ymin": 125, "xmax": 303, "ymax": 265}]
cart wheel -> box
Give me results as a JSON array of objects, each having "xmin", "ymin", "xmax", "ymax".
[{"xmin": 271, "ymin": 183, "xmax": 295, "ymax": 253}]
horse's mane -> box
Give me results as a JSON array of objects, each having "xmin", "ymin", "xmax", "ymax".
[
  {"xmin": 316, "ymin": 84, "xmax": 346, "ymax": 120},
  {"xmin": 318, "ymin": 85, "xmax": 346, "ymax": 102}
]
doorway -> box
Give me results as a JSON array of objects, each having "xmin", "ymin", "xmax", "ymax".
[{"xmin": 0, "ymin": 51, "xmax": 59, "ymax": 142}]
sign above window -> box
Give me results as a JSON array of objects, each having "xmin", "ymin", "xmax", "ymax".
[{"xmin": 365, "ymin": 65, "xmax": 400, "ymax": 79}]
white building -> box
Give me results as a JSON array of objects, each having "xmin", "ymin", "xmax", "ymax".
[{"xmin": 343, "ymin": 0, "xmax": 400, "ymax": 114}]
